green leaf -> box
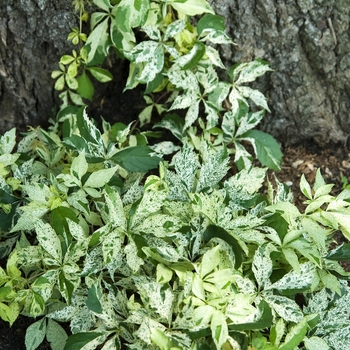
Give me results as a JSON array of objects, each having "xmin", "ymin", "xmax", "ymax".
[
  {"xmin": 76, "ymin": 106, "xmax": 103, "ymax": 146},
  {"xmin": 77, "ymin": 71, "xmax": 94, "ymax": 101},
  {"xmin": 93, "ymin": 0, "xmax": 112, "ymax": 12},
  {"xmin": 196, "ymin": 145, "xmax": 229, "ymax": 192},
  {"xmin": 150, "ymin": 328, "xmax": 174, "ymax": 349},
  {"xmin": 29, "ymin": 291, "xmax": 46, "ymax": 317},
  {"xmin": 300, "ymin": 174, "xmax": 313, "ymax": 199},
  {"xmin": 228, "ymin": 300, "xmax": 273, "ymax": 331},
  {"xmin": 35, "ymin": 221, "xmax": 62, "ymax": 263},
  {"xmin": 0, "ymin": 301, "xmax": 20, "ymax": 326},
  {"xmin": 168, "ymin": 0, "xmax": 214, "ymax": 16},
  {"xmin": 325, "ymin": 210, "xmax": 350, "ymax": 240},
  {"xmin": 71, "ymin": 151, "xmax": 88, "ymax": 181},
  {"xmin": 46, "ymin": 319, "xmax": 68, "ymax": 350},
  {"xmin": 231, "ymin": 59, "xmax": 272, "ymax": 84},
  {"xmin": 0, "ymin": 128, "xmax": 16, "ymax": 154},
  {"xmin": 131, "ymin": 41, "xmax": 164, "ymax": 83},
  {"xmin": 203, "ymin": 225, "xmax": 242, "ymax": 269},
  {"xmin": 200, "ymin": 245, "xmax": 220, "ymax": 278},
  {"xmin": 177, "ymin": 41, "xmax": 206, "ymax": 70},
  {"xmin": 252, "ymin": 245, "xmax": 273, "ymax": 289},
  {"xmin": 84, "ymin": 166, "xmax": 118, "ymax": 188},
  {"xmin": 211, "ymin": 310, "xmax": 228, "ymax": 349},
  {"xmin": 279, "ymin": 318, "xmax": 308, "ymax": 350},
  {"xmin": 237, "ymin": 86, "xmax": 270, "ymax": 111},
  {"xmin": 111, "ymin": 146, "xmax": 161, "ymax": 172},
  {"xmin": 325, "ymin": 243, "xmax": 350, "ymax": 261},
  {"xmin": 84, "ymin": 18, "xmax": 110, "ymax": 65},
  {"xmin": 304, "ymin": 337, "xmax": 331, "ymax": 350},
  {"xmin": 58, "ymin": 271, "xmax": 75, "ymax": 304},
  {"xmin": 264, "ymin": 295, "xmax": 303, "ymax": 323},
  {"xmin": 115, "ymin": 0, "xmax": 150, "ymax": 32},
  {"xmin": 240, "ymin": 129, "xmax": 282, "ymax": 171},
  {"xmin": 153, "ymin": 113, "xmax": 185, "ymax": 141},
  {"xmin": 197, "ymin": 14, "xmax": 226, "ymax": 35},
  {"xmin": 64, "ymin": 332, "xmax": 102, "ymax": 350},
  {"xmin": 87, "ymin": 67, "xmax": 113, "ymax": 82},
  {"xmin": 25, "ymin": 318, "xmax": 47, "ymax": 350},
  {"xmin": 301, "ymin": 217, "xmax": 327, "ymax": 251},
  {"xmin": 265, "ymin": 262, "xmax": 315, "ymax": 295},
  {"xmin": 163, "ymin": 19, "xmax": 186, "ymax": 41},
  {"xmin": 87, "ymin": 285, "xmax": 103, "ymax": 313}
]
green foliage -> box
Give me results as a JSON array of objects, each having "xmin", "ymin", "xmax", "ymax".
[
  {"xmin": 0, "ymin": 110, "xmax": 350, "ymax": 349},
  {"xmin": 52, "ymin": 0, "xmax": 282, "ymax": 171},
  {"xmin": 1, "ymin": 0, "xmax": 349, "ymax": 349}
]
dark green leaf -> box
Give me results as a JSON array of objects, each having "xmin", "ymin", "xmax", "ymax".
[
  {"xmin": 203, "ymin": 225, "xmax": 242, "ymax": 269},
  {"xmin": 111, "ymin": 146, "xmax": 161, "ymax": 172},
  {"xmin": 64, "ymin": 332, "xmax": 102, "ymax": 350},
  {"xmin": 77, "ymin": 71, "xmax": 94, "ymax": 101},
  {"xmin": 325, "ymin": 243, "xmax": 350, "ymax": 261},
  {"xmin": 197, "ymin": 14, "xmax": 226, "ymax": 35},
  {"xmin": 145, "ymin": 72, "xmax": 164, "ymax": 94},
  {"xmin": 180, "ymin": 41, "xmax": 206, "ymax": 70},
  {"xmin": 87, "ymin": 285, "xmax": 102, "ymax": 313},
  {"xmin": 62, "ymin": 135, "xmax": 88, "ymax": 152}
]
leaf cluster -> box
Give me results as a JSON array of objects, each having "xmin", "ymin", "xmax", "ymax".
[
  {"xmin": 0, "ymin": 111, "xmax": 350, "ymax": 349},
  {"xmin": 52, "ymin": 0, "xmax": 282, "ymax": 171}
]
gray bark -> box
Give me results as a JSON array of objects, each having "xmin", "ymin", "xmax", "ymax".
[
  {"xmin": 0, "ymin": 0, "xmax": 75, "ymax": 132},
  {"xmin": 211, "ymin": 0, "xmax": 350, "ymax": 146},
  {"xmin": 1, "ymin": 0, "xmax": 350, "ymax": 146}
]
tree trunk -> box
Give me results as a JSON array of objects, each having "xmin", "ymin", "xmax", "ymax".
[
  {"xmin": 0, "ymin": 0, "xmax": 75, "ymax": 133},
  {"xmin": 210, "ymin": 0, "xmax": 350, "ymax": 146},
  {"xmin": 1, "ymin": 0, "xmax": 350, "ymax": 147}
]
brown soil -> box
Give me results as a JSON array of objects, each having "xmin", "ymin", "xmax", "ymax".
[{"xmin": 1, "ymin": 141, "xmax": 350, "ymax": 348}]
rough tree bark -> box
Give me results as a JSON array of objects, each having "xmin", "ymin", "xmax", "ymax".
[
  {"xmin": 0, "ymin": 0, "xmax": 75, "ymax": 133},
  {"xmin": 1, "ymin": 0, "xmax": 350, "ymax": 146},
  {"xmin": 211, "ymin": 0, "xmax": 350, "ymax": 146}
]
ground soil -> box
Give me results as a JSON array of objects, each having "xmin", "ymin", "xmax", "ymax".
[{"xmin": 1, "ymin": 140, "xmax": 350, "ymax": 349}]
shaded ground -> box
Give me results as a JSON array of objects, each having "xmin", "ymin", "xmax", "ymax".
[{"xmin": 1, "ymin": 141, "xmax": 350, "ymax": 348}]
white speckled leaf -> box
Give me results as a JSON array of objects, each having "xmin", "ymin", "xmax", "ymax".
[
  {"xmin": 264, "ymin": 295, "xmax": 303, "ymax": 323},
  {"xmin": 252, "ymin": 245, "xmax": 273, "ymax": 289},
  {"xmin": 197, "ymin": 146, "xmax": 229, "ymax": 192},
  {"xmin": 35, "ymin": 220, "xmax": 62, "ymax": 263},
  {"xmin": 265, "ymin": 262, "xmax": 315, "ymax": 294}
]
